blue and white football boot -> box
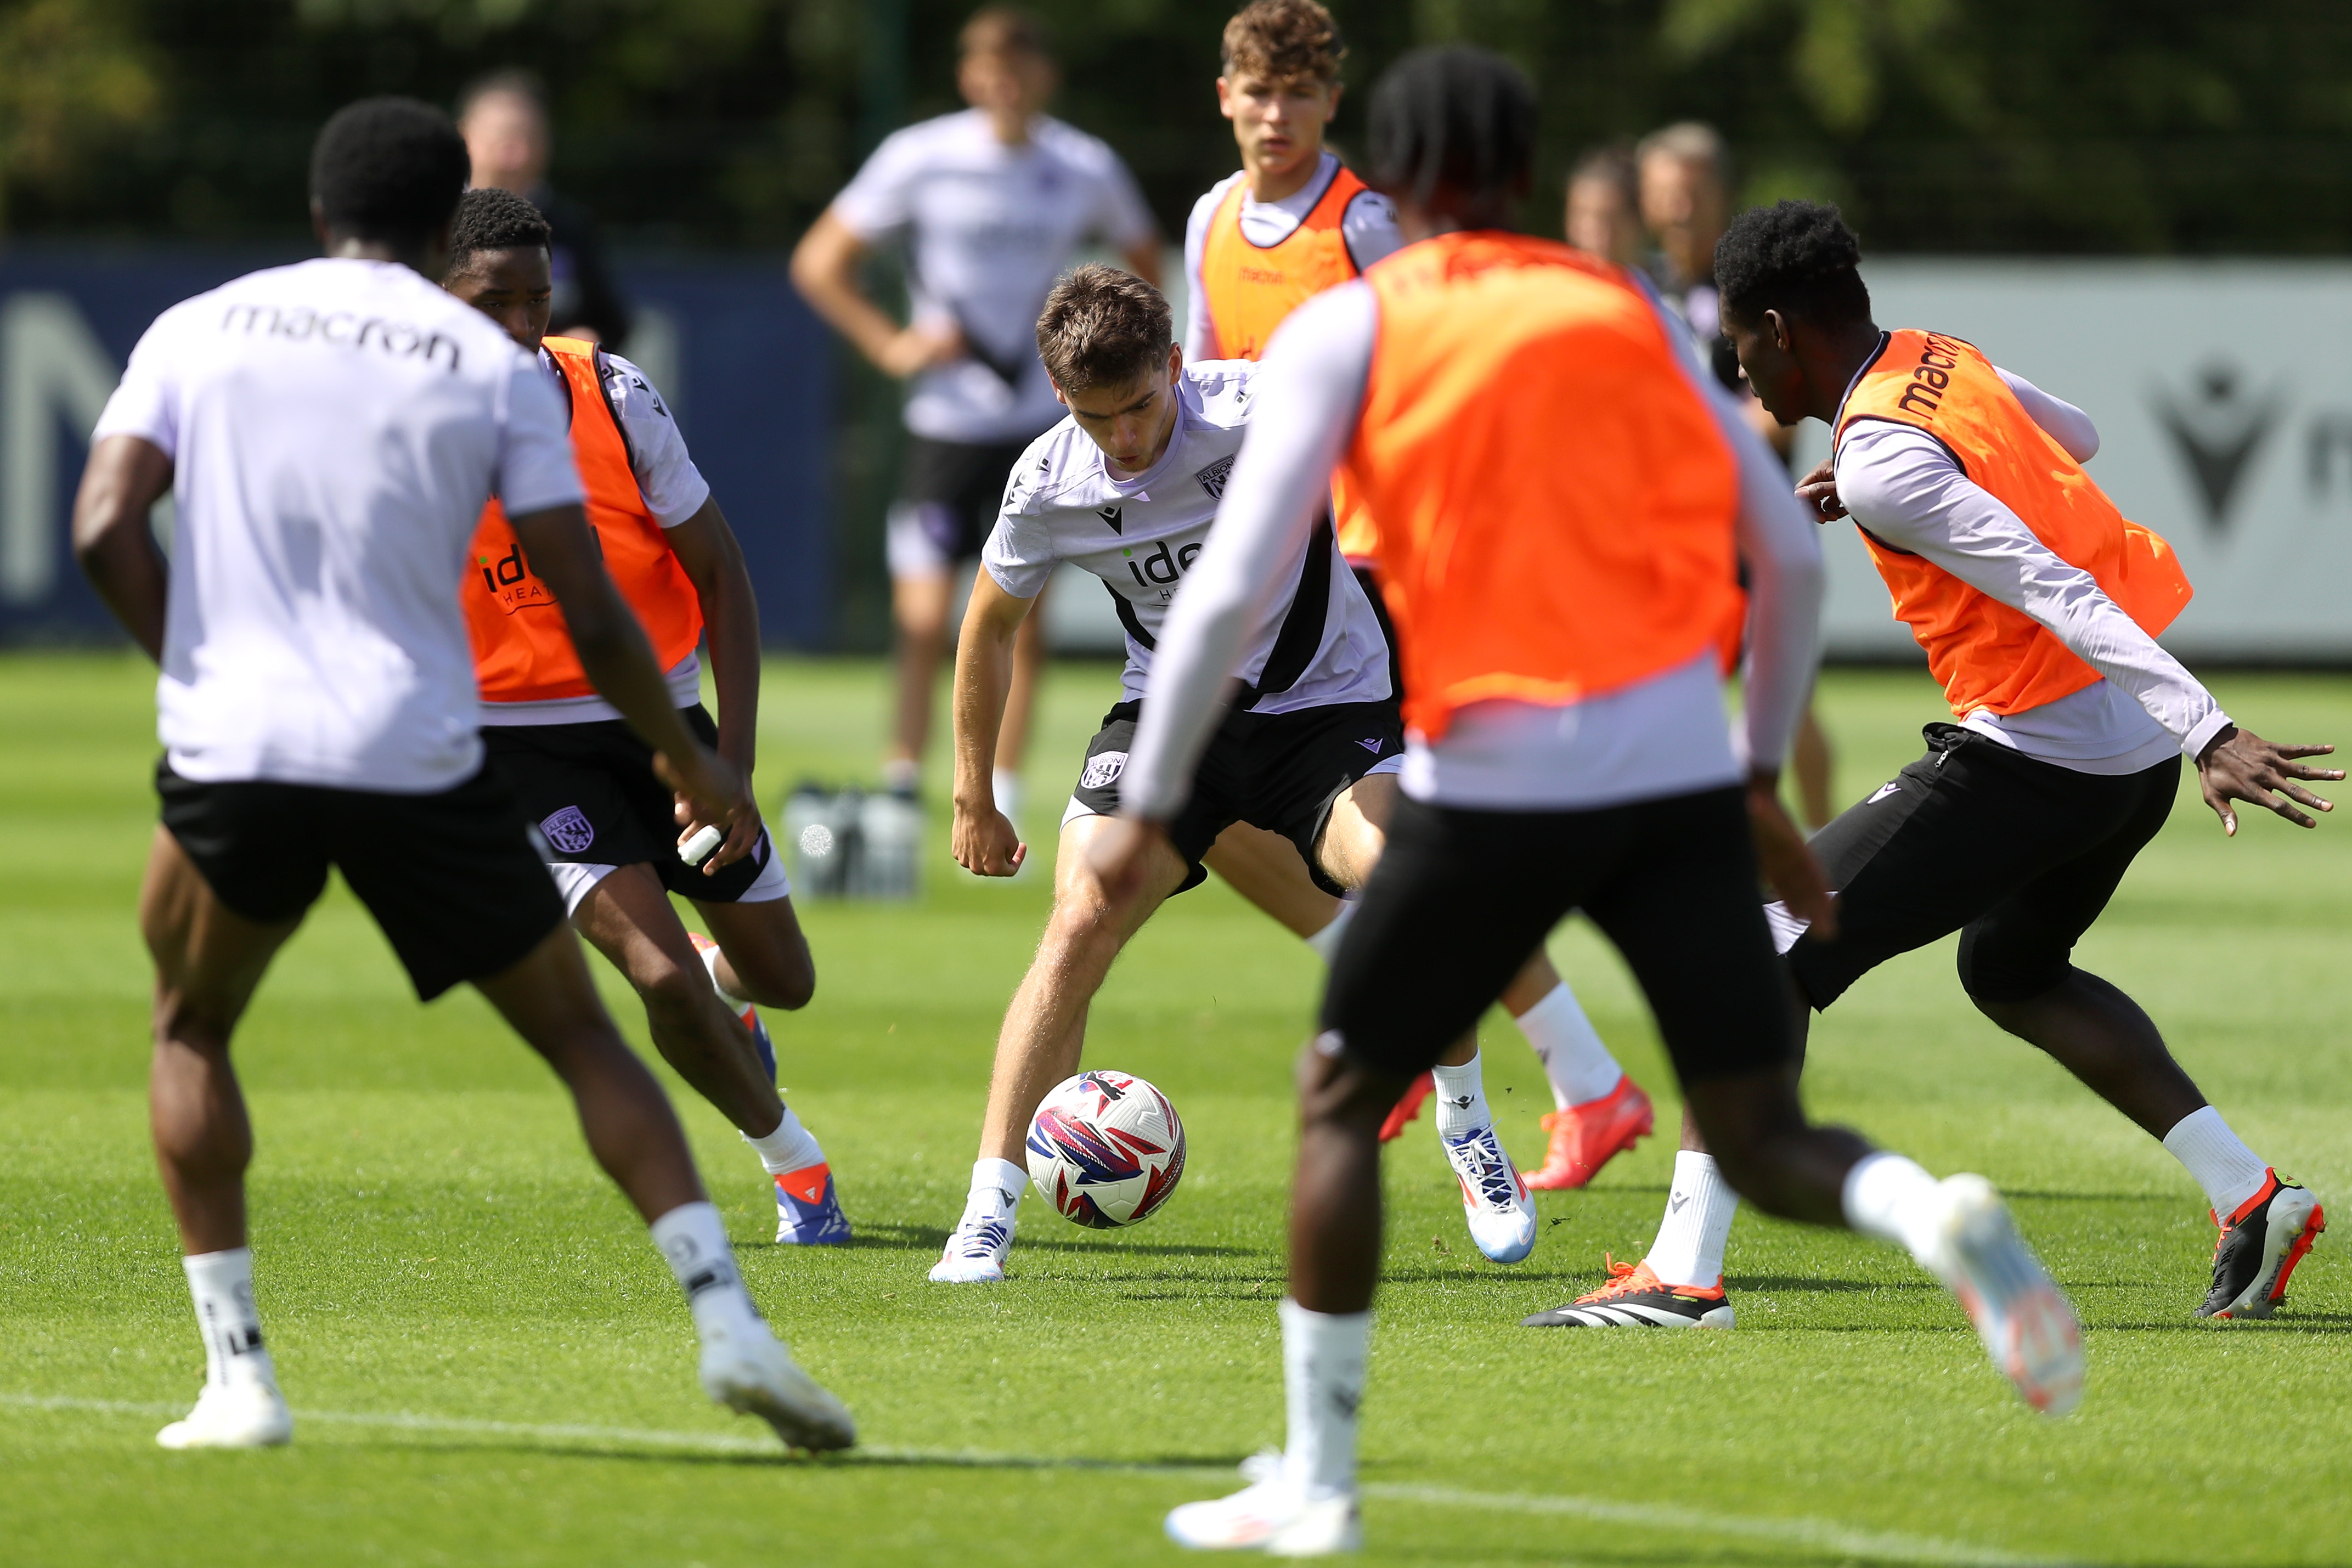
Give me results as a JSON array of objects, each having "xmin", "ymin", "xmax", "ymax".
[
  {"xmin": 773, "ymin": 1161, "xmax": 851, "ymax": 1246},
  {"xmin": 1443, "ymin": 1124, "xmax": 1538, "ymax": 1264}
]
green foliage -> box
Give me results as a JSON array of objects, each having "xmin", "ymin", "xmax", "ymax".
[{"xmin": 5, "ymin": 1, "xmax": 2352, "ymax": 252}]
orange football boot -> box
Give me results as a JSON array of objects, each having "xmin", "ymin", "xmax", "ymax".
[
  {"xmin": 1521, "ymin": 1075, "xmax": 1654, "ymax": 1189},
  {"xmin": 1378, "ymin": 1071, "xmax": 1435, "ymax": 1142}
]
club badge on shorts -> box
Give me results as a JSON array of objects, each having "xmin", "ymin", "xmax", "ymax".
[
  {"xmin": 1082, "ymin": 751, "xmax": 1127, "ymax": 791},
  {"xmin": 540, "ymin": 805, "xmax": 596, "ymax": 854}
]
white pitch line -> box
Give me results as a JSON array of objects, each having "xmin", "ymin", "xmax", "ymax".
[{"xmin": 8, "ymin": 1392, "xmax": 2079, "ymax": 1566}]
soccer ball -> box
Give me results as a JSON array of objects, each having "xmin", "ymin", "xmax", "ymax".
[{"xmin": 1024, "ymin": 1069, "xmax": 1187, "ymax": 1229}]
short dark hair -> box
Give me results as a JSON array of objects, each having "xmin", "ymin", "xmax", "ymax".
[
  {"xmin": 1713, "ymin": 199, "xmax": 1871, "ymax": 330},
  {"xmin": 456, "ymin": 68, "xmax": 548, "ymax": 125},
  {"xmin": 1036, "ymin": 264, "xmax": 1171, "ymax": 393},
  {"xmin": 1365, "ymin": 46, "xmax": 1536, "ymax": 216},
  {"xmin": 1222, "ymin": 0, "xmax": 1344, "ymax": 88},
  {"xmin": 1569, "ymin": 142, "xmax": 1638, "ymax": 206},
  {"xmin": 961, "ymin": 6, "xmax": 1052, "ymax": 60},
  {"xmin": 310, "ymin": 98, "xmax": 469, "ymax": 249},
  {"xmin": 448, "ymin": 187, "xmax": 552, "ymax": 273}
]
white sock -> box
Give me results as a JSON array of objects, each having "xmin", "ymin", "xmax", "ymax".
[
  {"xmin": 744, "ymin": 1103, "xmax": 826, "ymax": 1175},
  {"xmin": 1279, "ymin": 1298, "xmax": 1368, "ymax": 1500},
  {"xmin": 1840, "ymin": 1150, "xmax": 1949, "ymax": 1265},
  {"xmin": 1430, "ymin": 1052, "xmax": 1492, "ymax": 1140},
  {"xmin": 183, "ymin": 1248, "xmax": 277, "ymax": 1390},
  {"xmin": 1644, "ymin": 1150, "xmax": 1739, "ymax": 1287},
  {"xmin": 2162, "ymin": 1106, "xmax": 2271, "ymax": 1218},
  {"xmin": 1511, "ymin": 982, "xmax": 1623, "ymax": 1109},
  {"xmin": 696, "ymin": 939, "xmax": 751, "ymax": 1011},
  {"xmin": 992, "ymin": 768, "xmax": 1024, "ymax": 824},
  {"xmin": 964, "ymin": 1157, "xmax": 1028, "ymax": 1228},
  {"xmin": 1304, "ymin": 899, "xmax": 1356, "ymax": 967},
  {"xmin": 650, "ymin": 1201, "xmax": 766, "ymax": 1344}
]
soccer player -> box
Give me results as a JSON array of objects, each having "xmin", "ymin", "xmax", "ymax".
[
  {"xmin": 69, "ymin": 99, "xmax": 851, "ymax": 1453},
  {"xmin": 791, "ymin": 7, "xmax": 1161, "ymax": 811},
  {"xmin": 1106, "ymin": 50, "xmax": 2085, "ymax": 1552},
  {"xmin": 456, "ymin": 70, "xmax": 631, "ymax": 346},
  {"xmin": 1183, "ymin": 0, "xmax": 1652, "ymax": 1191},
  {"xmin": 444, "ymin": 188, "xmax": 847, "ymax": 1246},
  {"xmin": 1563, "ymin": 142, "xmax": 1644, "ymax": 268},
  {"xmin": 934, "ymin": 264, "xmax": 1539, "ymax": 1283},
  {"xmin": 1539, "ymin": 201, "xmax": 2332, "ymax": 1333}
]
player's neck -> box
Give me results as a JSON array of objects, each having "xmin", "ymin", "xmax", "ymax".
[
  {"xmin": 1246, "ymin": 145, "xmax": 1324, "ymax": 206},
  {"xmin": 321, "ymin": 233, "xmax": 435, "ymax": 275},
  {"xmin": 987, "ymin": 108, "xmax": 1034, "ymax": 146},
  {"xmin": 1805, "ymin": 320, "xmax": 1887, "ymax": 425}
]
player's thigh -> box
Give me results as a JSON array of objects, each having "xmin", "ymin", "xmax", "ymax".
[
  {"xmin": 1201, "ymin": 823, "xmax": 1341, "ymax": 940},
  {"xmin": 1313, "ymin": 771, "xmax": 1397, "ymax": 890},
  {"xmin": 137, "ymin": 825, "xmax": 304, "ymax": 1036},
  {"xmin": 573, "ymin": 861, "xmax": 704, "ymax": 997},
  {"xmin": 1050, "ymin": 811, "xmax": 1190, "ymax": 946},
  {"xmin": 1957, "ymin": 757, "xmax": 2180, "ymax": 1003},
  {"xmin": 1320, "ymin": 798, "xmax": 1578, "ymax": 1078},
  {"xmin": 472, "ymin": 921, "xmax": 634, "ymax": 1074},
  {"xmin": 1581, "ymin": 788, "xmax": 1797, "ymax": 1087},
  {"xmin": 693, "ymin": 892, "xmax": 816, "ymax": 1009}
]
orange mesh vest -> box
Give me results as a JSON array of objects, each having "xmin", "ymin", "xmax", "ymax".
[
  {"xmin": 1835, "ymin": 329, "xmax": 2192, "ymax": 719},
  {"xmin": 1200, "ymin": 164, "xmax": 1381, "ymax": 563},
  {"xmin": 1341, "ymin": 232, "xmax": 1743, "ymax": 742},
  {"xmin": 464, "ymin": 336, "xmax": 703, "ymax": 704}
]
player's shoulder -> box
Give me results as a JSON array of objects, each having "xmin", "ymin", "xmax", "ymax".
[
  {"xmin": 1001, "ymin": 419, "xmax": 1106, "ymax": 516},
  {"xmin": 1030, "ymin": 115, "xmax": 1130, "ymax": 178},
  {"xmin": 594, "ymin": 349, "xmax": 676, "ymax": 418},
  {"xmin": 163, "ymin": 258, "xmax": 517, "ymax": 375},
  {"xmin": 1179, "ymin": 359, "xmax": 1258, "ymax": 428},
  {"xmin": 1190, "ymin": 170, "xmax": 1248, "ymax": 226},
  {"xmin": 864, "ymin": 109, "xmax": 988, "ymax": 169}
]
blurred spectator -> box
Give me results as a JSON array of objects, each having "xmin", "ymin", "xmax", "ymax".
[
  {"xmin": 459, "ymin": 70, "xmax": 632, "ymax": 347},
  {"xmin": 1564, "ymin": 143, "xmax": 1644, "ymax": 268},
  {"xmin": 791, "ymin": 7, "xmax": 1160, "ymax": 805},
  {"xmin": 1637, "ymin": 120, "xmax": 1837, "ymax": 826}
]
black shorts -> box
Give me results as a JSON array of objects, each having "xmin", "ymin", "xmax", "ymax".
[
  {"xmin": 890, "ymin": 435, "xmax": 1031, "ymax": 572},
  {"xmin": 480, "ymin": 704, "xmax": 781, "ymax": 907},
  {"xmin": 1071, "ymin": 698, "xmax": 1406, "ymax": 897},
  {"xmin": 1786, "ymin": 723, "xmax": 2179, "ymax": 1009},
  {"xmin": 1322, "ymin": 787, "xmax": 1796, "ymax": 1084},
  {"xmin": 156, "ymin": 760, "xmax": 564, "ymax": 1001}
]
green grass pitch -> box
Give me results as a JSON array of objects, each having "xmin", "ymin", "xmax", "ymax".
[{"xmin": 2, "ymin": 653, "xmax": 2347, "ymax": 1566}]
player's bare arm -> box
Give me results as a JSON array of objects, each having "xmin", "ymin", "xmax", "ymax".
[
  {"xmin": 951, "ymin": 570, "xmax": 1034, "ymax": 877},
  {"xmin": 506, "ymin": 502, "xmax": 754, "ymax": 848},
  {"xmin": 1745, "ymin": 766, "xmax": 1838, "ymax": 938},
  {"xmin": 788, "ymin": 209, "xmax": 965, "ymax": 379},
  {"xmin": 663, "ymin": 497, "xmax": 767, "ymax": 870},
  {"xmin": 70, "ymin": 433, "xmax": 176, "ymax": 660}
]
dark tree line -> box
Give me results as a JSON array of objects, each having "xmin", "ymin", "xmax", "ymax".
[{"xmin": 6, "ymin": 0, "xmax": 2352, "ymax": 255}]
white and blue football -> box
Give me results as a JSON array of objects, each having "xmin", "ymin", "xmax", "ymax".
[{"xmin": 1024, "ymin": 1069, "xmax": 1187, "ymax": 1229}]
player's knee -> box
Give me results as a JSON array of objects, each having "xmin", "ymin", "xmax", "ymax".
[
  {"xmin": 740, "ymin": 955, "xmax": 816, "ymax": 1012},
  {"xmin": 1956, "ymin": 931, "xmax": 2069, "ymax": 1020},
  {"xmin": 638, "ymin": 959, "xmax": 720, "ymax": 1034},
  {"xmin": 1295, "ymin": 1032, "xmax": 1404, "ymax": 1136}
]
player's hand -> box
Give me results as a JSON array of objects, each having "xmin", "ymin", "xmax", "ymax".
[
  {"xmin": 1086, "ymin": 815, "xmax": 1169, "ymax": 907},
  {"xmin": 2196, "ymin": 726, "xmax": 2339, "ymax": 835},
  {"xmin": 877, "ymin": 321, "xmax": 966, "ymax": 379},
  {"xmin": 1746, "ymin": 771, "xmax": 1838, "ymax": 941},
  {"xmin": 1795, "ymin": 458, "xmax": 1846, "ymax": 523},
  {"xmin": 951, "ymin": 797, "xmax": 1026, "ymax": 878},
  {"xmin": 655, "ymin": 744, "xmax": 758, "ymax": 869}
]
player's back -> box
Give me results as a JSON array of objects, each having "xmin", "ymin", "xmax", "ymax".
[{"xmin": 116, "ymin": 255, "xmax": 565, "ymax": 791}]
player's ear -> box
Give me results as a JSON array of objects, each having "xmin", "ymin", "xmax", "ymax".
[
  {"xmin": 1051, "ymin": 379, "xmax": 1071, "ymax": 409},
  {"xmin": 1764, "ymin": 309, "xmax": 1792, "ymax": 353},
  {"xmin": 1166, "ymin": 343, "xmax": 1183, "ymax": 383}
]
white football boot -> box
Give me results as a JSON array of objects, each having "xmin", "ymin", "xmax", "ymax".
[
  {"xmin": 1441, "ymin": 1125, "xmax": 1537, "ymax": 1264},
  {"xmin": 1920, "ymin": 1174, "xmax": 2085, "ymax": 1417},
  {"xmin": 156, "ymin": 1379, "xmax": 293, "ymax": 1449},
  {"xmin": 1165, "ymin": 1473, "xmax": 1362, "ymax": 1556},
  {"xmin": 700, "ymin": 1321, "xmax": 855, "ymax": 1452},
  {"xmin": 928, "ymin": 1186, "xmax": 1019, "ymax": 1283}
]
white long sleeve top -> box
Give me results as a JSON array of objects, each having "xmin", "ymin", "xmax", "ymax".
[{"xmin": 1123, "ymin": 266, "xmax": 1824, "ymax": 819}]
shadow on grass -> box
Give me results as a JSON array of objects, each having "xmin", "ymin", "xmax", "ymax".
[
  {"xmin": 1723, "ymin": 1274, "xmax": 1938, "ymax": 1293},
  {"xmin": 388, "ymin": 1436, "xmax": 1249, "ymax": 1475}
]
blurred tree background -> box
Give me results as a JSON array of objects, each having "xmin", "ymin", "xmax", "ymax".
[{"xmin": 5, "ymin": 0, "xmax": 2352, "ymax": 253}]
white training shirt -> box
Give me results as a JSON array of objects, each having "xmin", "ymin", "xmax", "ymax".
[
  {"xmin": 481, "ymin": 347, "xmax": 713, "ymax": 727},
  {"xmin": 1121, "ymin": 266, "xmax": 1823, "ymax": 820},
  {"xmin": 982, "ymin": 358, "xmax": 1391, "ymax": 715},
  {"xmin": 93, "ymin": 257, "xmax": 584, "ymax": 793},
  {"xmin": 1180, "ymin": 154, "xmax": 1404, "ymax": 362},
  {"xmin": 1832, "ymin": 348, "xmax": 2231, "ymax": 773},
  {"xmin": 833, "ymin": 110, "xmax": 1158, "ymax": 445}
]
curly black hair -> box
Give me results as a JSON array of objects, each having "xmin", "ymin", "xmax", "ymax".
[
  {"xmin": 448, "ymin": 187, "xmax": 553, "ymax": 273},
  {"xmin": 1713, "ymin": 200, "xmax": 1871, "ymax": 330},
  {"xmin": 1366, "ymin": 45, "xmax": 1535, "ymax": 217},
  {"xmin": 309, "ymin": 97, "xmax": 469, "ymax": 248}
]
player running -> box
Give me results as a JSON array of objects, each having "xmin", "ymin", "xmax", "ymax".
[
  {"xmin": 69, "ymin": 99, "xmax": 851, "ymax": 1454},
  {"xmin": 1536, "ymin": 201, "xmax": 2332, "ymax": 1333},
  {"xmin": 933, "ymin": 264, "xmax": 1539, "ymax": 1283},
  {"xmin": 791, "ymin": 6, "xmax": 1161, "ymax": 814},
  {"xmin": 1182, "ymin": 0, "xmax": 1652, "ymax": 1190},
  {"xmin": 1105, "ymin": 50, "xmax": 2086, "ymax": 1552},
  {"xmin": 444, "ymin": 188, "xmax": 847, "ymax": 1246}
]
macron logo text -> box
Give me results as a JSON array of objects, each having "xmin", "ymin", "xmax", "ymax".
[{"xmin": 219, "ymin": 303, "xmax": 462, "ymax": 373}]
